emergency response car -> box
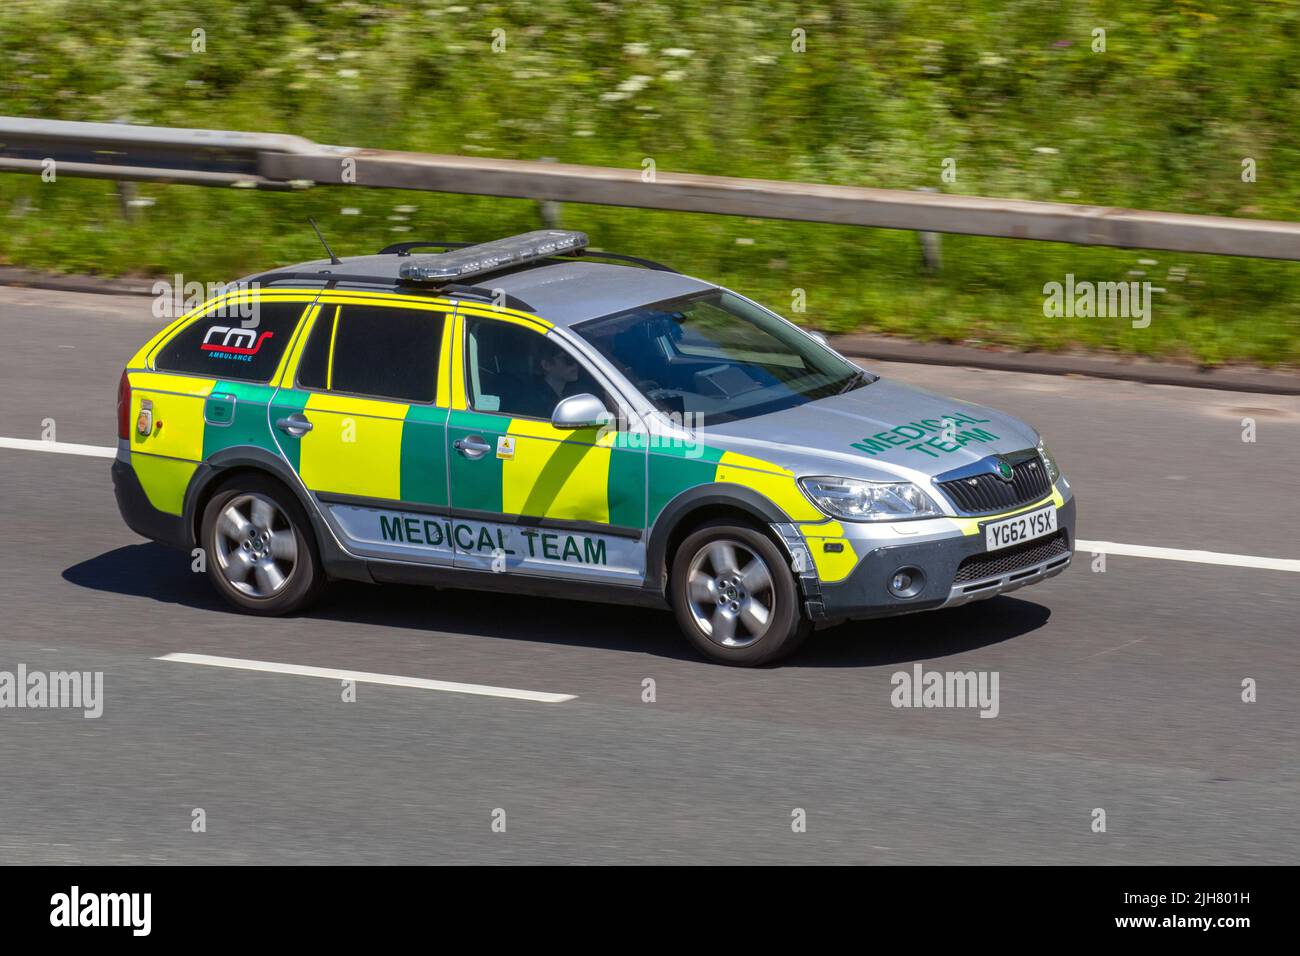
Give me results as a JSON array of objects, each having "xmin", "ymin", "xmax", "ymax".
[{"xmin": 113, "ymin": 230, "xmax": 1075, "ymax": 665}]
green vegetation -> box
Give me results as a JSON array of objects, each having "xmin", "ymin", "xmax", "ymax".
[{"xmin": 2, "ymin": 0, "xmax": 1299, "ymax": 365}]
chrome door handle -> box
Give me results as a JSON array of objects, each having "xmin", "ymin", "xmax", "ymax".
[
  {"xmin": 454, "ymin": 435, "xmax": 492, "ymax": 459},
  {"xmin": 275, "ymin": 412, "xmax": 313, "ymax": 437}
]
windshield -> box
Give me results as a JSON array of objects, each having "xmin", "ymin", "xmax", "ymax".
[{"xmin": 574, "ymin": 291, "xmax": 865, "ymax": 425}]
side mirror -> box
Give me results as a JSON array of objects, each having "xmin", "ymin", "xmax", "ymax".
[
  {"xmin": 807, "ymin": 330, "xmax": 830, "ymax": 345},
  {"xmin": 551, "ymin": 393, "xmax": 609, "ymax": 430}
]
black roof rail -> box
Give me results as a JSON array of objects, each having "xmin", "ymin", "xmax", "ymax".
[
  {"xmin": 437, "ymin": 284, "xmax": 536, "ymax": 313},
  {"xmin": 376, "ymin": 239, "xmax": 678, "ymax": 273},
  {"xmin": 251, "ymin": 271, "xmax": 535, "ymax": 313},
  {"xmin": 570, "ymin": 249, "xmax": 679, "ymax": 273},
  {"xmin": 250, "ymin": 269, "xmax": 394, "ymax": 287},
  {"xmin": 377, "ymin": 240, "xmax": 474, "ymax": 256}
]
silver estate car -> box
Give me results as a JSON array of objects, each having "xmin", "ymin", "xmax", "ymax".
[{"xmin": 114, "ymin": 230, "xmax": 1075, "ymax": 665}]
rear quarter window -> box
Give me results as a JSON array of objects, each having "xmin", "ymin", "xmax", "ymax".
[
  {"xmin": 152, "ymin": 301, "xmax": 308, "ymax": 382},
  {"xmin": 297, "ymin": 304, "xmax": 444, "ymax": 403}
]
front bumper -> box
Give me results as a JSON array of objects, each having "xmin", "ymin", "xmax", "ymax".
[{"xmin": 802, "ymin": 494, "xmax": 1076, "ymax": 622}]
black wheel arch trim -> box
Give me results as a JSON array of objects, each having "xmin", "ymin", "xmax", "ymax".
[
  {"xmin": 181, "ymin": 446, "xmax": 373, "ymax": 583},
  {"xmin": 644, "ymin": 483, "xmax": 791, "ymax": 596}
]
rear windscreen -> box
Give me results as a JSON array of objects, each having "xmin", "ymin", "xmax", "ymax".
[{"xmin": 152, "ymin": 301, "xmax": 308, "ymax": 382}]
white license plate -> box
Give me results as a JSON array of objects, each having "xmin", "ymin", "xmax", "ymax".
[{"xmin": 984, "ymin": 505, "xmax": 1057, "ymax": 551}]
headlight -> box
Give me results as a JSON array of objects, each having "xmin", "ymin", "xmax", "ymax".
[
  {"xmin": 1036, "ymin": 437, "xmax": 1060, "ymax": 482},
  {"xmin": 799, "ymin": 476, "xmax": 943, "ymax": 522}
]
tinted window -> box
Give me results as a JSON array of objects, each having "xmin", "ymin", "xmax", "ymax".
[
  {"xmin": 296, "ymin": 307, "xmax": 333, "ymax": 391},
  {"xmin": 298, "ymin": 305, "xmax": 443, "ymax": 403},
  {"xmin": 467, "ymin": 319, "xmax": 606, "ymax": 420},
  {"xmin": 575, "ymin": 291, "xmax": 862, "ymax": 425},
  {"xmin": 154, "ymin": 301, "xmax": 306, "ymax": 382}
]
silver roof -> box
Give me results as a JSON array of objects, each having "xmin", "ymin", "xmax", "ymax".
[
  {"xmin": 257, "ymin": 256, "xmax": 715, "ymax": 327},
  {"xmin": 485, "ymin": 261, "xmax": 714, "ymax": 326}
]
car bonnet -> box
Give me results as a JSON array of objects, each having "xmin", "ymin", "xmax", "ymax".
[{"xmin": 694, "ymin": 377, "xmax": 1041, "ymax": 484}]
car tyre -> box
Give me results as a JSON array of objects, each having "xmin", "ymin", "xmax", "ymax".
[
  {"xmin": 200, "ymin": 474, "xmax": 325, "ymax": 615},
  {"xmin": 670, "ymin": 519, "xmax": 811, "ymax": 666}
]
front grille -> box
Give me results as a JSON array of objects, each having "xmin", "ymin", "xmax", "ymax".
[
  {"xmin": 936, "ymin": 454, "xmax": 1051, "ymax": 515},
  {"xmin": 953, "ymin": 532, "xmax": 1069, "ymax": 584}
]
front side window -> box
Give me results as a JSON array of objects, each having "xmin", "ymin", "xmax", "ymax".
[
  {"xmin": 574, "ymin": 291, "xmax": 862, "ymax": 424},
  {"xmin": 153, "ymin": 300, "xmax": 307, "ymax": 382},
  {"xmin": 297, "ymin": 304, "xmax": 444, "ymax": 403},
  {"xmin": 465, "ymin": 319, "xmax": 605, "ymax": 420}
]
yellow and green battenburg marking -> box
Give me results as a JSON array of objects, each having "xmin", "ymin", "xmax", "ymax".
[
  {"xmin": 445, "ymin": 409, "xmax": 644, "ymax": 528},
  {"xmin": 123, "ymin": 289, "xmax": 928, "ymax": 586}
]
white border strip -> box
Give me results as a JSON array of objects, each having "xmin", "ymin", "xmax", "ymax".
[
  {"xmin": 155, "ymin": 653, "xmax": 576, "ymax": 703},
  {"xmin": 0, "ymin": 436, "xmax": 115, "ymax": 458},
  {"xmin": 1077, "ymin": 539, "xmax": 1300, "ymax": 573}
]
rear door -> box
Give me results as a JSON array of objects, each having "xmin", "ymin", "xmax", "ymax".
[
  {"xmin": 271, "ymin": 294, "xmax": 454, "ymax": 564},
  {"xmin": 446, "ymin": 309, "xmax": 647, "ymax": 583}
]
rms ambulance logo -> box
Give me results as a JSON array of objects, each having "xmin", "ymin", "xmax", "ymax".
[{"xmin": 201, "ymin": 325, "xmax": 274, "ymax": 362}]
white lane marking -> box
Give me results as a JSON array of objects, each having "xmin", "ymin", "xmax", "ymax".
[
  {"xmin": 2, "ymin": 435, "xmax": 1295, "ymax": 577},
  {"xmin": 1077, "ymin": 539, "xmax": 1300, "ymax": 574},
  {"xmin": 154, "ymin": 653, "xmax": 576, "ymax": 704},
  {"xmin": 0, "ymin": 437, "xmax": 115, "ymax": 458}
]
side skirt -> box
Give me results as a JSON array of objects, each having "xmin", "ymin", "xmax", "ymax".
[{"xmin": 361, "ymin": 558, "xmax": 670, "ymax": 610}]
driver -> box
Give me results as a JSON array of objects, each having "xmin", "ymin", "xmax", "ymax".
[
  {"xmin": 540, "ymin": 348, "xmax": 581, "ymax": 404},
  {"xmin": 504, "ymin": 342, "xmax": 589, "ymax": 419}
]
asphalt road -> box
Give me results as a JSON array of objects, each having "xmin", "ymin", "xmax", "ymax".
[{"xmin": 0, "ymin": 286, "xmax": 1296, "ymax": 864}]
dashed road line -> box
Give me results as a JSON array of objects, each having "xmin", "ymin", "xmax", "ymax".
[
  {"xmin": 154, "ymin": 652, "xmax": 577, "ymax": 704},
  {"xmin": 1076, "ymin": 539, "xmax": 1300, "ymax": 574},
  {"xmin": 0, "ymin": 437, "xmax": 115, "ymax": 458}
]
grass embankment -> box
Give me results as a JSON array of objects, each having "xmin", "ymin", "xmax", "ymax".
[{"xmin": 1, "ymin": 0, "xmax": 1298, "ymax": 365}]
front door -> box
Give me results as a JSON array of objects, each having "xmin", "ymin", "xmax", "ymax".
[{"xmin": 446, "ymin": 312, "xmax": 646, "ymax": 583}]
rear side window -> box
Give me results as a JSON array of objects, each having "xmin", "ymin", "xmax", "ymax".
[
  {"xmin": 153, "ymin": 301, "xmax": 307, "ymax": 382},
  {"xmin": 297, "ymin": 305, "xmax": 444, "ymax": 403}
]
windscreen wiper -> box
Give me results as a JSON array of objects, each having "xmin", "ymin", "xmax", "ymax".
[{"xmin": 837, "ymin": 368, "xmax": 872, "ymax": 394}]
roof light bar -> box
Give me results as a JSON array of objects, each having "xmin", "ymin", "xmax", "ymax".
[{"xmin": 398, "ymin": 230, "xmax": 588, "ymax": 283}]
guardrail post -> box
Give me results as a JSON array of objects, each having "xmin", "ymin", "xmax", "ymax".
[
  {"xmin": 538, "ymin": 157, "xmax": 562, "ymax": 228},
  {"xmin": 916, "ymin": 187, "xmax": 942, "ymax": 273},
  {"xmin": 115, "ymin": 181, "xmax": 138, "ymax": 221},
  {"xmin": 111, "ymin": 118, "xmax": 137, "ymax": 220}
]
